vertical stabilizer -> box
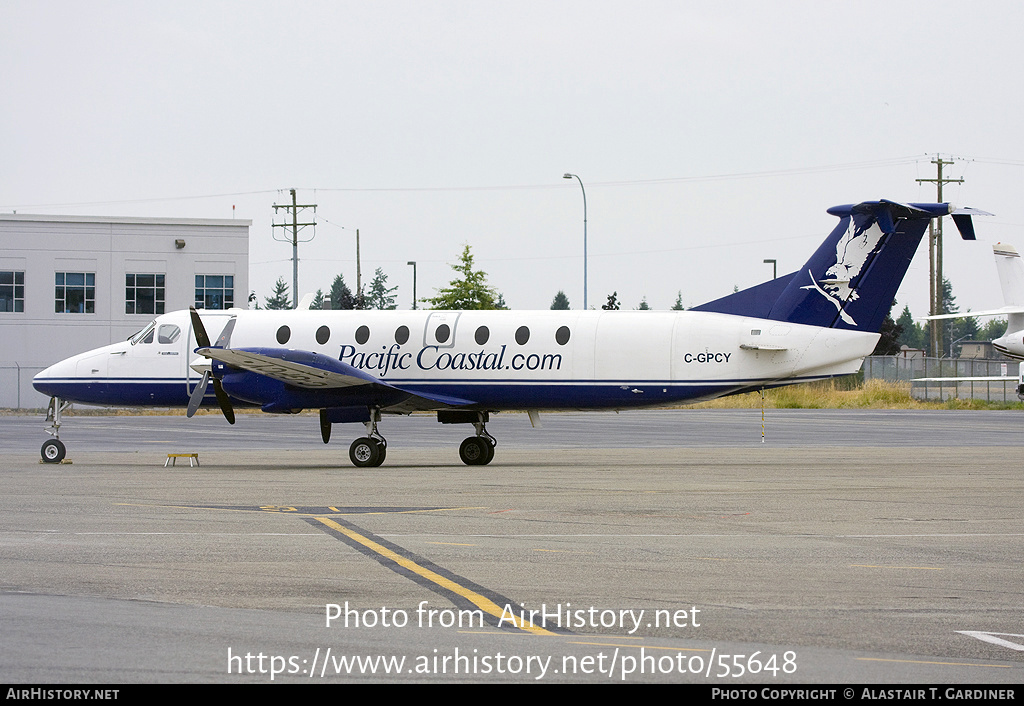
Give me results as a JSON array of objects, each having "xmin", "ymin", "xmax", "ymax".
[{"xmin": 694, "ymin": 201, "xmax": 985, "ymax": 333}]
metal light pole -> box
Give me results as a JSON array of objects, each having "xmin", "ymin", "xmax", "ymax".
[
  {"xmin": 408, "ymin": 261, "xmax": 417, "ymax": 309},
  {"xmin": 563, "ymin": 173, "xmax": 587, "ymax": 310}
]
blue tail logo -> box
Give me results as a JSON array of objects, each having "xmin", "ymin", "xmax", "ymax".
[{"xmin": 693, "ymin": 200, "xmax": 989, "ymax": 333}]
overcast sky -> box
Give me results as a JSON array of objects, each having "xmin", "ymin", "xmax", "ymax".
[{"xmin": 3, "ymin": 1, "xmax": 1023, "ymax": 317}]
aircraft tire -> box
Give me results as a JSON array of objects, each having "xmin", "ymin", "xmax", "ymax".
[
  {"xmin": 41, "ymin": 439, "xmax": 66, "ymax": 464},
  {"xmin": 480, "ymin": 437, "xmax": 495, "ymax": 465},
  {"xmin": 349, "ymin": 438, "xmax": 381, "ymax": 468},
  {"xmin": 459, "ymin": 437, "xmax": 490, "ymax": 466}
]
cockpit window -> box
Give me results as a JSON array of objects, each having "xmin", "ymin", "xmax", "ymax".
[
  {"xmin": 158, "ymin": 324, "xmax": 180, "ymax": 344},
  {"xmin": 130, "ymin": 321, "xmax": 157, "ymax": 345}
]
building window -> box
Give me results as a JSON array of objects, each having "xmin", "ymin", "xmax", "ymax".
[
  {"xmin": 126, "ymin": 274, "xmax": 165, "ymax": 315},
  {"xmin": 0, "ymin": 271, "xmax": 24, "ymax": 312},
  {"xmin": 55, "ymin": 272, "xmax": 95, "ymax": 314},
  {"xmin": 195, "ymin": 275, "xmax": 234, "ymax": 310}
]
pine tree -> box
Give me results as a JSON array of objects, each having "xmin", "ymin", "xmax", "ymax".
[
  {"xmin": 637, "ymin": 297, "xmax": 650, "ymax": 310},
  {"xmin": 424, "ymin": 245, "xmax": 499, "ymax": 310},
  {"xmin": 366, "ymin": 268, "xmax": 398, "ymax": 310},
  {"xmin": 602, "ymin": 292, "xmax": 620, "ymax": 310},
  {"xmin": 310, "ymin": 289, "xmax": 325, "ymax": 310},
  {"xmin": 671, "ymin": 291, "xmax": 685, "ymax": 311},
  {"xmin": 264, "ymin": 277, "xmax": 291, "ymax": 310},
  {"xmin": 871, "ymin": 301, "xmax": 903, "ymax": 355},
  {"xmin": 896, "ymin": 305, "xmax": 925, "ymax": 351},
  {"xmin": 330, "ymin": 274, "xmax": 355, "ymax": 310},
  {"xmin": 550, "ymin": 291, "xmax": 570, "ymax": 310}
]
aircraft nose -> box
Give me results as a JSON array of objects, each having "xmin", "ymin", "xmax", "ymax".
[{"xmin": 32, "ymin": 356, "xmax": 78, "ymax": 397}]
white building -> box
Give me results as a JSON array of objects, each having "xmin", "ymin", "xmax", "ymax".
[{"xmin": 0, "ymin": 214, "xmax": 250, "ymax": 408}]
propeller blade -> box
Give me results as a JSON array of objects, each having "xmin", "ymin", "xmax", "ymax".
[
  {"xmin": 187, "ymin": 371, "xmax": 210, "ymax": 418},
  {"xmin": 189, "ymin": 306, "xmax": 211, "ymax": 349},
  {"xmin": 212, "ymin": 378, "xmax": 236, "ymax": 425}
]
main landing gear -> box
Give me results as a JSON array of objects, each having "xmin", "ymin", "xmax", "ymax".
[
  {"xmin": 41, "ymin": 396, "xmax": 69, "ymax": 463},
  {"xmin": 336, "ymin": 408, "xmax": 498, "ymax": 468},
  {"xmin": 348, "ymin": 411, "xmax": 387, "ymax": 468},
  {"xmin": 458, "ymin": 413, "xmax": 496, "ymax": 466}
]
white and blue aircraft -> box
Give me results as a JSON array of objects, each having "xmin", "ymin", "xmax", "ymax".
[
  {"xmin": 925, "ymin": 242, "xmax": 1024, "ymax": 360},
  {"xmin": 33, "ymin": 200, "xmax": 986, "ymax": 467}
]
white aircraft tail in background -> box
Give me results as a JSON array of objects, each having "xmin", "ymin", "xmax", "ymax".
[{"xmin": 925, "ymin": 242, "xmax": 1024, "ymax": 360}]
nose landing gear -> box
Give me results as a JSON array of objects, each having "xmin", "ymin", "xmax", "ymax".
[{"xmin": 41, "ymin": 396, "xmax": 69, "ymax": 464}]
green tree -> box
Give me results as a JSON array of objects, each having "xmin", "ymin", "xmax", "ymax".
[
  {"xmin": 330, "ymin": 274, "xmax": 355, "ymax": 310},
  {"xmin": 637, "ymin": 297, "xmax": 650, "ymax": 310},
  {"xmin": 871, "ymin": 301, "xmax": 903, "ymax": 355},
  {"xmin": 979, "ymin": 317, "xmax": 1008, "ymax": 341},
  {"xmin": 550, "ymin": 291, "xmax": 570, "ymax": 310},
  {"xmin": 671, "ymin": 291, "xmax": 685, "ymax": 311},
  {"xmin": 602, "ymin": 292, "xmax": 620, "ymax": 310},
  {"xmin": 896, "ymin": 305, "xmax": 925, "ymax": 351},
  {"xmin": 366, "ymin": 268, "xmax": 398, "ymax": 310},
  {"xmin": 925, "ymin": 277, "xmax": 977, "ymax": 356},
  {"xmin": 494, "ymin": 292, "xmax": 509, "ymax": 310},
  {"xmin": 310, "ymin": 289, "xmax": 325, "ymax": 310},
  {"xmin": 424, "ymin": 244, "xmax": 499, "ymax": 310},
  {"xmin": 264, "ymin": 276, "xmax": 291, "ymax": 310}
]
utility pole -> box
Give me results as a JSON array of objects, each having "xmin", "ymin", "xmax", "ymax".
[
  {"xmin": 355, "ymin": 228, "xmax": 364, "ymax": 309},
  {"xmin": 271, "ymin": 189, "xmax": 317, "ymax": 309},
  {"xmin": 916, "ymin": 155, "xmax": 963, "ymax": 356}
]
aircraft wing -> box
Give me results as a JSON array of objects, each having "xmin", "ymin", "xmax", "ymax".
[
  {"xmin": 922, "ymin": 306, "xmax": 1024, "ymax": 321},
  {"xmin": 199, "ymin": 347, "xmax": 379, "ymax": 388},
  {"xmin": 198, "ymin": 346, "xmax": 477, "ymax": 409}
]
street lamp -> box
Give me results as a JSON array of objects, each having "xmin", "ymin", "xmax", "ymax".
[
  {"xmin": 408, "ymin": 261, "xmax": 417, "ymax": 309},
  {"xmin": 763, "ymin": 259, "xmax": 777, "ymax": 280},
  {"xmin": 563, "ymin": 173, "xmax": 587, "ymax": 310}
]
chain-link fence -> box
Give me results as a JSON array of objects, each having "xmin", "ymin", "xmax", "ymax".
[
  {"xmin": 0, "ymin": 365, "xmax": 48, "ymax": 409},
  {"xmin": 862, "ymin": 356, "xmax": 1020, "ymax": 402}
]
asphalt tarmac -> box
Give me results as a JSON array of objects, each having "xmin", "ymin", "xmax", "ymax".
[{"xmin": 1, "ymin": 409, "xmax": 1022, "ymax": 684}]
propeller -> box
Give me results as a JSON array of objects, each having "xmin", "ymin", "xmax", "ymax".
[{"xmin": 188, "ymin": 307, "xmax": 236, "ymax": 424}]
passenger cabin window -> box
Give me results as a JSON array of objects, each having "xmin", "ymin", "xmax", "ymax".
[
  {"xmin": 435, "ymin": 324, "xmax": 450, "ymax": 343},
  {"xmin": 355, "ymin": 325, "xmax": 370, "ymax": 344},
  {"xmin": 475, "ymin": 326, "xmax": 489, "ymax": 345},
  {"xmin": 555, "ymin": 326, "xmax": 570, "ymax": 345},
  {"xmin": 316, "ymin": 326, "xmax": 330, "ymax": 345},
  {"xmin": 395, "ymin": 325, "xmax": 410, "ymax": 344},
  {"xmin": 515, "ymin": 326, "xmax": 530, "ymax": 345},
  {"xmin": 277, "ymin": 326, "xmax": 291, "ymax": 344}
]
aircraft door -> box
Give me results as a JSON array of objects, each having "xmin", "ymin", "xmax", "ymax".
[{"xmin": 422, "ymin": 312, "xmax": 461, "ymax": 349}]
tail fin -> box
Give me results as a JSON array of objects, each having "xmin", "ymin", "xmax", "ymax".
[
  {"xmin": 993, "ymin": 243, "xmax": 1024, "ymax": 334},
  {"xmin": 693, "ymin": 200, "xmax": 987, "ymax": 332}
]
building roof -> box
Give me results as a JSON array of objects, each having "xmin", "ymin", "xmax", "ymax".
[{"xmin": 0, "ymin": 214, "xmax": 251, "ymax": 227}]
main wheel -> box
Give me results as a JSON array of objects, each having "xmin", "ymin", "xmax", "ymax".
[
  {"xmin": 41, "ymin": 439, "xmax": 66, "ymax": 464},
  {"xmin": 480, "ymin": 437, "xmax": 495, "ymax": 465},
  {"xmin": 349, "ymin": 437, "xmax": 381, "ymax": 468},
  {"xmin": 459, "ymin": 436, "xmax": 491, "ymax": 466}
]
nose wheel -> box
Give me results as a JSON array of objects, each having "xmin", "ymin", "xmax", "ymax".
[
  {"xmin": 41, "ymin": 396, "xmax": 70, "ymax": 464},
  {"xmin": 41, "ymin": 438, "xmax": 66, "ymax": 464}
]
